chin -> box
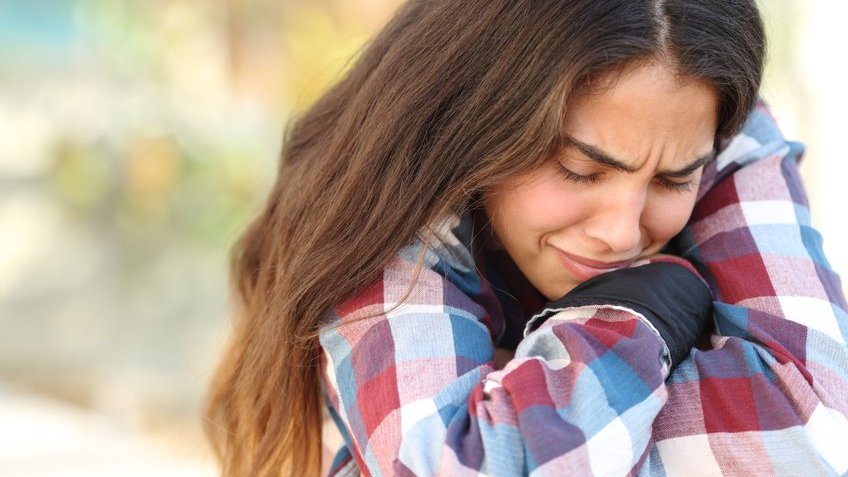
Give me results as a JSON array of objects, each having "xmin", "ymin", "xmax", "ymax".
[{"xmin": 541, "ymin": 282, "xmax": 577, "ymax": 301}]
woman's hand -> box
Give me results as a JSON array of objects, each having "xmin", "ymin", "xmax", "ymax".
[
  {"xmin": 535, "ymin": 252, "xmax": 713, "ymax": 370},
  {"xmin": 630, "ymin": 252, "xmax": 707, "ymax": 286}
]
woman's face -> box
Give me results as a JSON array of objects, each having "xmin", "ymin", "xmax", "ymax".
[{"xmin": 484, "ymin": 62, "xmax": 719, "ymax": 300}]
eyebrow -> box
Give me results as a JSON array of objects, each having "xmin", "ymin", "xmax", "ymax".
[{"xmin": 563, "ymin": 134, "xmax": 716, "ymax": 178}]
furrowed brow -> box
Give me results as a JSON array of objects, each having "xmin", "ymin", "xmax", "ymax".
[
  {"xmin": 564, "ymin": 135, "xmax": 637, "ymax": 173},
  {"xmin": 658, "ymin": 151, "xmax": 715, "ymax": 177},
  {"xmin": 563, "ymin": 134, "xmax": 715, "ymax": 177}
]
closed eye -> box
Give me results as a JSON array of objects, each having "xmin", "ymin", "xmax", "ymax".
[
  {"xmin": 556, "ymin": 166, "xmax": 602, "ymax": 184},
  {"xmin": 655, "ymin": 176, "xmax": 697, "ymax": 194},
  {"xmin": 558, "ymin": 163, "xmax": 698, "ymax": 193}
]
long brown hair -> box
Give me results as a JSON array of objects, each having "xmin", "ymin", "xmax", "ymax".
[{"xmin": 202, "ymin": 0, "xmax": 765, "ymax": 474}]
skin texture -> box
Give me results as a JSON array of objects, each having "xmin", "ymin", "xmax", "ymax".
[{"xmin": 484, "ymin": 61, "xmax": 719, "ymax": 302}]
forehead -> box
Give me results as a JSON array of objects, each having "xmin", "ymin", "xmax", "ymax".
[{"xmin": 563, "ymin": 63, "xmax": 719, "ymax": 164}]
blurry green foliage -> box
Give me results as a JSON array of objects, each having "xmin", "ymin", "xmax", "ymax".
[
  {"xmin": 0, "ymin": 0, "xmax": 804, "ymax": 450},
  {"xmin": 0, "ymin": 0, "xmax": 405, "ymax": 433}
]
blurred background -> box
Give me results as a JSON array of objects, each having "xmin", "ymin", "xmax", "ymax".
[{"xmin": 0, "ymin": 0, "xmax": 845, "ymax": 475}]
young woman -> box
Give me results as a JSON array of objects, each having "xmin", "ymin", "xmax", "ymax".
[{"xmin": 203, "ymin": 1, "xmax": 848, "ymax": 476}]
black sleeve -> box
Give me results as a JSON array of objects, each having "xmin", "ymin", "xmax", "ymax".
[{"xmin": 528, "ymin": 262, "xmax": 713, "ymax": 369}]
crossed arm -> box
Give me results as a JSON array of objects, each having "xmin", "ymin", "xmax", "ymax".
[{"xmin": 319, "ymin": 98, "xmax": 848, "ymax": 476}]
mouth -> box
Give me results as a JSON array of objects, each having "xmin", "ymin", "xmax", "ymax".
[{"xmin": 555, "ymin": 249, "xmax": 635, "ymax": 281}]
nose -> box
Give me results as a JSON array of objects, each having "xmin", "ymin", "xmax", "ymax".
[{"xmin": 583, "ymin": 187, "xmax": 647, "ymax": 253}]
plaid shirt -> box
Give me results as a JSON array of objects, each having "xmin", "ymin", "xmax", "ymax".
[{"xmin": 318, "ymin": 98, "xmax": 848, "ymax": 476}]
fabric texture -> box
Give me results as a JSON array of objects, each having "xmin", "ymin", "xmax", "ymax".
[
  {"xmin": 317, "ymin": 98, "xmax": 848, "ymax": 476},
  {"xmin": 528, "ymin": 261, "xmax": 713, "ymax": 368}
]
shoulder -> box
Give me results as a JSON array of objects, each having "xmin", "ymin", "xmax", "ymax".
[
  {"xmin": 323, "ymin": 209, "xmax": 503, "ymax": 340},
  {"xmin": 715, "ymin": 97, "xmax": 804, "ymax": 172}
]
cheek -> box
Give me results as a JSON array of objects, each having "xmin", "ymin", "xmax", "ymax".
[
  {"xmin": 491, "ymin": 173, "xmax": 587, "ymax": 243},
  {"xmin": 644, "ymin": 192, "xmax": 698, "ymax": 240}
]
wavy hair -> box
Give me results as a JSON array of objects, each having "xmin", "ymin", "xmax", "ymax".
[{"xmin": 202, "ymin": 0, "xmax": 765, "ymax": 474}]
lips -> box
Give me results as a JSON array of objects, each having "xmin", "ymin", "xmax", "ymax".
[{"xmin": 556, "ymin": 249, "xmax": 634, "ymax": 281}]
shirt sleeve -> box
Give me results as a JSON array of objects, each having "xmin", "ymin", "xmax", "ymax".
[
  {"xmin": 318, "ymin": 253, "xmax": 684, "ymax": 477},
  {"xmin": 318, "ymin": 97, "xmax": 848, "ymax": 477},
  {"xmin": 641, "ymin": 98, "xmax": 848, "ymax": 476}
]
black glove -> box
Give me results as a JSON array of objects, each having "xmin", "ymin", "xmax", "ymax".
[{"xmin": 528, "ymin": 261, "xmax": 713, "ymax": 369}]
